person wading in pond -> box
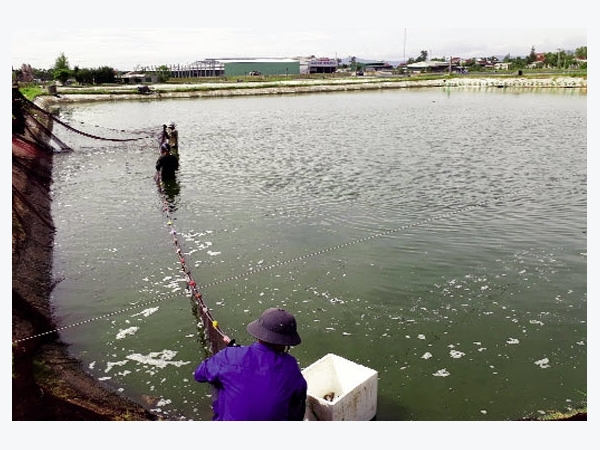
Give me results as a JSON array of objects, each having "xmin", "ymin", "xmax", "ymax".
[
  {"xmin": 194, "ymin": 307, "xmax": 307, "ymax": 421},
  {"xmin": 166, "ymin": 121, "xmax": 179, "ymax": 158},
  {"xmin": 157, "ymin": 123, "xmax": 168, "ymax": 153},
  {"xmin": 155, "ymin": 143, "xmax": 179, "ymax": 180}
]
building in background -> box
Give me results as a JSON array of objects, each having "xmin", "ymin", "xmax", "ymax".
[
  {"xmin": 136, "ymin": 56, "xmax": 338, "ymax": 80},
  {"xmin": 301, "ymin": 57, "xmax": 338, "ymax": 74},
  {"xmin": 219, "ymin": 58, "xmax": 300, "ymax": 76}
]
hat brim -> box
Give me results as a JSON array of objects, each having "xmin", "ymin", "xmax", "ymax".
[{"xmin": 247, "ymin": 320, "xmax": 301, "ymax": 346}]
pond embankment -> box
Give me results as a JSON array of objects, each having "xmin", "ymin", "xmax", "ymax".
[
  {"xmin": 44, "ymin": 76, "xmax": 587, "ymax": 104},
  {"xmin": 12, "ymin": 97, "xmax": 159, "ymax": 421}
]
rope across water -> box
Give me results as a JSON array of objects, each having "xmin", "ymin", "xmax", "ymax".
[{"xmin": 12, "ymin": 190, "xmax": 522, "ymax": 345}]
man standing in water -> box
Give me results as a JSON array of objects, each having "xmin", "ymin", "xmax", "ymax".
[
  {"xmin": 166, "ymin": 121, "xmax": 179, "ymax": 158},
  {"xmin": 157, "ymin": 123, "xmax": 168, "ymax": 153},
  {"xmin": 194, "ymin": 308, "xmax": 307, "ymax": 421},
  {"xmin": 155, "ymin": 143, "xmax": 179, "ymax": 180}
]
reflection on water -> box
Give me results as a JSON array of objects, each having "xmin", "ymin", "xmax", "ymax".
[
  {"xmin": 158, "ymin": 176, "xmax": 181, "ymax": 213},
  {"xmin": 50, "ymin": 88, "xmax": 586, "ymax": 420}
]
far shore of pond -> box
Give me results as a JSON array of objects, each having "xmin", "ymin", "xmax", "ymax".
[{"xmin": 41, "ymin": 75, "xmax": 587, "ymax": 105}]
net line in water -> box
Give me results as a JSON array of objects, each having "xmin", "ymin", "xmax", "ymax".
[{"xmin": 155, "ymin": 174, "xmax": 228, "ymax": 356}]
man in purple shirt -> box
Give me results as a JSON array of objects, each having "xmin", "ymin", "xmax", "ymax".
[{"xmin": 194, "ymin": 308, "xmax": 307, "ymax": 421}]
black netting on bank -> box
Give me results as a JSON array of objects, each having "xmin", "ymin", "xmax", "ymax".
[{"xmin": 13, "ymin": 87, "xmax": 156, "ymax": 153}]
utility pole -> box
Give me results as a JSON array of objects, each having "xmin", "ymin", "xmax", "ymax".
[{"xmin": 403, "ymin": 28, "xmax": 406, "ymax": 64}]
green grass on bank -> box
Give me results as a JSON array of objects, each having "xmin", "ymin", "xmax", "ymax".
[{"xmin": 19, "ymin": 85, "xmax": 45, "ymax": 101}]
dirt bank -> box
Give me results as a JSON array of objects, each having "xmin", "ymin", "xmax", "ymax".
[{"xmin": 12, "ymin": 106, "xmax": 158, "ymax": 420}]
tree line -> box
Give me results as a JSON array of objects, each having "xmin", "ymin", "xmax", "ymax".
[
  {"xmin": 14, "ymin": 53, "xmax": 118, "ymax": 85},
  {"xmin": 405, "ymin": 46, "xmax": 587, "ymax": 70}
]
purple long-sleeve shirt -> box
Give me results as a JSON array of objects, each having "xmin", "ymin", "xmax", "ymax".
[{"xmin": 194, "ymin": 341, "xmax": 307, "ymax": 421}]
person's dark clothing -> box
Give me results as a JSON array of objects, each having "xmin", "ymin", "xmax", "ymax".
[
  {"xmin": 156, "ymin": 152, "xmax": 179, "ymax": 179},
  {"xmin": 194, "ymin": 342, "xmax": 307, "ymax": 421}
]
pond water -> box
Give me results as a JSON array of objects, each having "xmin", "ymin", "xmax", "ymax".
[{"xmin": 49, "ymin": 87, "xmax": 587, "ymax": 421}]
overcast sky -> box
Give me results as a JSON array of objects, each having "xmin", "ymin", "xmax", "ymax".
[{"xmin": 10, "ymin": 2, "xmax": 588, "ymax": 71}]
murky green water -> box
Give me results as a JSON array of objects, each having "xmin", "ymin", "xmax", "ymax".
[{"xmin": 49, "ymin": 87, "xmax": 586, "ymax": 420}]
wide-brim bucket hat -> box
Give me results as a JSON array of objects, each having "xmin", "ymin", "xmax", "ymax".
[{"xmin": 247, "ymin": 308, "xmax": 301, "ymax": 346}]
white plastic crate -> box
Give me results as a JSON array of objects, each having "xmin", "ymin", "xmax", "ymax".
[{"xmin": 302, "ymin": 353, "xmax": 378, "ymax": 421}]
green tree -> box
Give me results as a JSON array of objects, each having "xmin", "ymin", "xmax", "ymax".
[
  {"xmin": 93, "ymin": 66, "xmax": 117, "ymax": 84},
  {"xmin": 544, "ymin": 51, "xmax": 558, "ymax": 68},
  {"xmin": 156, "ymin": 65, "xmax": 171, "ymax": 83},
  {"xmin": 526, "ymin": 46, "xmax": 536, "ymax": 65},
  {"xmin": 33, "ymin": 68, "xmax": 53, "ymax": 82},
  {"xmin": 350, "ymin": 56, "xmax": 357, "ymax": 71},
  {"xmin": 53, "ymin": 53, "xmax": 72, "ymax": 83},
  {"xmin": 53, "ymin": 53, "xmax": 70, "ymax": 71},
  {"xmin": 54, "ymin": 68, "xmax": 71, "ymax": 84},
  {"xmin": 575, "ymin": 46, "xmax": 587, "ymax": 59},
  {"xmin": 510, "ymin": 56, "xmax": 527, "ymax": 70},
  {"xmin": 73, "ymin": 67, "xmax": 94, "ymax": 85}
]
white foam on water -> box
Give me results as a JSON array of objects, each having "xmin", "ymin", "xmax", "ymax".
[
  {"xmin": 105, "ymin": 359, "xmax": 129, "ymax": 373},
  {"xmin": 433, "ymin": 368, "xmax": 450, "ymax": 377},
  {"xmin": 507, "ymin": 338, "xmax": 520, "ymax": 344},
  {"xmin": 534, "ymin": 358, "xmax": 550, "ymax": 369},
  {"xmin": 421, "ymin": 352, "xmax": 433, "ymax": 359},
  {"xmin": 126, "ymin": 349, "xmax": 191, "ymax": 369},
  {"xmin": 132, "ymin": 306, "xmax": 160, "ymax": 317},
  {"xmin": 156, "ymin": 398, "xmax": 172, "ymax": 407},
  {"xmin": 116, "ymin": 326, "xmax": 139, "ymax": 340},
  {"xmin": 450, "ymin": 350, "xmax": 465, "ymax": 359}
]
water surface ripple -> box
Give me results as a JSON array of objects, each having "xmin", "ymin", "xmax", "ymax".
[{"xmin": 50, "ymin": 88, "xmax": 586, "ymax": 420}]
